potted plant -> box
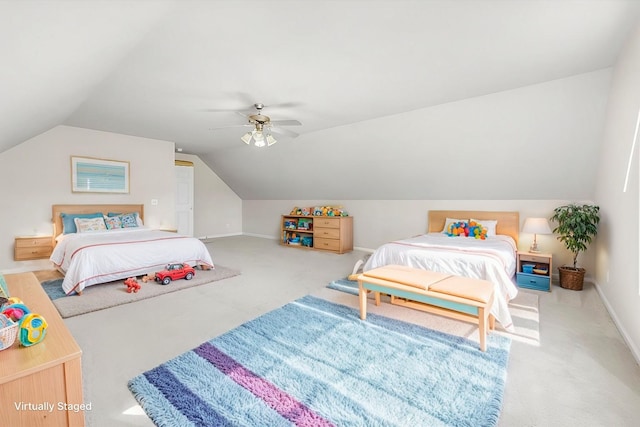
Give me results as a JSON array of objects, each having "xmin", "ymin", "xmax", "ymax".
[{"xmin": 549, "ymin": 203, "xmax": 600, "ymax": 290}]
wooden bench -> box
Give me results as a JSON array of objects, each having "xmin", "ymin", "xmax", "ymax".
[{"xmin": 357, "ymin": 265, "xmax": 495, "ymax": 351}]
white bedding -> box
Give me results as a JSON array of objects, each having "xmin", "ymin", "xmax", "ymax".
[
  {"xmin": 363, "ymin": 233, "xmax": 519, "ymax": 331},
  {"xmin": 50, "ymin": 227, "xmax": 214, "ymax": 295}
]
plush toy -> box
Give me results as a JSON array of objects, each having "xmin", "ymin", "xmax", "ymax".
[
  {"xmin": 141, "ymin": 273, "xmax": 155, "ymax": 283},
  {"xmin": 124, "ymin": 277, "xmax": 141, "ymax": 293},
  {"xmin": 19, "ymin": 313, "xmax": 48, "ymax": 347},
  {"xmin": 446, "ymin": 221, "xmax": 487, "ymax": 239},
  {"xmin": 2, "ymin": 303, "xmax": 30, "ymax": 323}
]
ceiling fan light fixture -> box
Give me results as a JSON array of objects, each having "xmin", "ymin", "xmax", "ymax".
[
  {"xmin": 266, "ymin": 134, "xmax": 277, "ymax": 146},
  {"xmin": 241, "ymin": 132, "xmax": 252, "ymax": 144}
]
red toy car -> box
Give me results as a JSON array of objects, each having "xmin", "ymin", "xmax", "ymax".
[{"xmin": 154, "ymin": 263, "xmax": 196, "ymax": 285}]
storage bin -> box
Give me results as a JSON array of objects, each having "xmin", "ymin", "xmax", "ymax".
[
  {"xmin": 0, "ymin": 314, "xmax": 18, "ymax": 351},
  {"xmin": 522, "ymin": 264, "xmax": 535, "ymax": 274}
]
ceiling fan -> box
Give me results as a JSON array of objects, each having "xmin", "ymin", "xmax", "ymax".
[{"xmin": 210, "ymin": 103, "xmax": 302, "ymax": 147}]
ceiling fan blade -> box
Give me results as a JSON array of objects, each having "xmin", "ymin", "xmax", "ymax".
[
  {"xmin": 209, "ymin": 124, "xmax": 252, "ymax": 131},
  {"xmin": 270, "ymin": 126, "xmax": 299, "ymax": 138},
  {"xmin": 265, "ymin": 101, "xmax": 302, "ymax": 109},
  {"xmin": 270, "ymin": 119, "xmax": 302, "ymax": 126}
]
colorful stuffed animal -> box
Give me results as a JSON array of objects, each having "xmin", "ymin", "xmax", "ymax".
[
  {"xmin": 124, "ymin": 277, "xmax": 141, "ymax": 293},
  {"xmin": 446, "ymin": 221, "xmax": 487, "ymax": 239}
]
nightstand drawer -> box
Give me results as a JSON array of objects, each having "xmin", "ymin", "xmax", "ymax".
[
  {"xmin": 516, "ymin": 273, "xmax": 550, "ymax": 292},
  {"xmin": 15, "ymin": 236, "xmax": 52, "ymax": 248},
  {"xmin": 519, "ymin": 254, "xmax": 549, "ymax": 264}
]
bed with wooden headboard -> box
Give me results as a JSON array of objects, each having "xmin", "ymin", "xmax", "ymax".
[
  {"xmin": 50, "ymin": 204, "xmax": 213, "ymax": 295},
  {"xmin": 363, "ymin": 210, "xmax": 520, "ymax": 331}
]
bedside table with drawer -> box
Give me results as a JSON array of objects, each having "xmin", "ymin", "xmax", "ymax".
[
  {"xmin": 14, "ymin": 236, "xmax": 54, "ymax": 261},
  {"xmin": 516, "ymin": 251, "xmax": 552, "ymax": 292}
]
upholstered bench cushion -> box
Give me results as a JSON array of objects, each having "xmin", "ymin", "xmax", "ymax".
[
  {"xmin": 429, "ymin": 276, "xmax": 493, "ymax": 304},
  {"xmin": 361, "ymin": 264, "xmax": 451, "ymax": 290}
]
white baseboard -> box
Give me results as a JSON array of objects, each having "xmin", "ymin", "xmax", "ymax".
[
  {"xmin": 242, "ymin": 232, "xmax": 278, "ymax": 240},
  {"xmin": 593, "ymin": 281, "xmax": 640, "ymax": 366},
  {"xmin": 198, "ymin": 232, "xmax": 243, "ymax": 240}
]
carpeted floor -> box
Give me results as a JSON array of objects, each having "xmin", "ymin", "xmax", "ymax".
[
  {"xmin": 129, "ymin": 295, "xmax": 511, "ymax": 427},
  {"xmin": 38, "ymin": 266, "xmax": 240, "ymax": 318},
  {"xmin": 326, "ymin": 277, "xmax": 540, "ymax": 346}
]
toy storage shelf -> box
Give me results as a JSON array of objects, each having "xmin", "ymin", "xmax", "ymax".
[{"xmin": 281, "ymin": 215, "xmax": 353, "ymax": 254}]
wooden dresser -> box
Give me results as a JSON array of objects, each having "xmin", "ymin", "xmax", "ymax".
[
  {"xmin": 0, "ymin": 273, "xmax": 85, "ymax": 427},
  {"xmin": 313, "ymin": 216, "xmax": 354, "ymax": 254}
]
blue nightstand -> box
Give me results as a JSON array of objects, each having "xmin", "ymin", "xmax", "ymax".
[{"xmin": 516, "ymin": 251, "xmax": 552, "ymax": 292}]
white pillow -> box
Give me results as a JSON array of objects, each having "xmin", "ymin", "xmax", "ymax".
[
  {"xmin": 441, "ymin": 217, "xmax": 468, "ymax": 233},
  {"xmin": 74, "ymin": 216, "xmax": 107, "ymax": 233},
  {"xmin": 470, "ymin": 218, "xmax": 498, "ymax": 237}
]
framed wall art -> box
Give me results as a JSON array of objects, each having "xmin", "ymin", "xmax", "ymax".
[{"xmin": 71, "ymin": 156, "xmax": 130, "ymax": 194}]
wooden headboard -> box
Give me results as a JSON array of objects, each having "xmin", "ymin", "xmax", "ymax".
[
  {"xmin": 52, "ymin": 204, "xmax": 144, "ymax": 236},
  {"xmin": 427, "ymin": 210, "xmax": 519, "ymax": 244}
]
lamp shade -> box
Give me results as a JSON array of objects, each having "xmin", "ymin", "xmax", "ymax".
[{"xmin": 522, "ymin": 218, "xmax": 552, "ymax": 235}]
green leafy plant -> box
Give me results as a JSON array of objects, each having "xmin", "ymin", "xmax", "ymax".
[{"xmin": 550, "ymin": 204, "xmax": 600, "ymax": 269}]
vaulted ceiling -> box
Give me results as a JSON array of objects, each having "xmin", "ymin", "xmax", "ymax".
[{"xmin": 2, "ymin": 1, "xmax": 639, "ymax": 199}]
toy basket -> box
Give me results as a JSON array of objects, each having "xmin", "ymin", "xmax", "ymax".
[{"xmin": 0, "ymin": 314, "xmax": 18, "ymax": 351}]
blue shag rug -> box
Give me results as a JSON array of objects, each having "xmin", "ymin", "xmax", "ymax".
[
  {"xmin": 327, "ymin": 277, "xmax": 360, "ymax": 295},
  {"xmin": 40, "ymin": 279, "xmax": 67, "ymax": 300},
  {"xmin": 128, "ymin": 295, "xmax": 510, "ymax": 426}
]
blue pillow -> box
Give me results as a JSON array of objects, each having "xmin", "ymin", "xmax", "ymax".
[{"xmin": 60, "ymin": 212, "xmax": 104, "ymax": 234}]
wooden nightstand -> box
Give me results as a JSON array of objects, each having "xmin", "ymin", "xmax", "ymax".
[
  {"xmin": 14, "ymin": 236, "xmax": 54, "ymax": 261},
  {"xmin": 516, "ymin": 251, "xmax": 552, "ymax": 292}
]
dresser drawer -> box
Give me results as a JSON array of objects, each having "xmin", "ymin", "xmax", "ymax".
[
  {"xmin": 314, "ymin": 218, "xmax": 340, "ymax": 229},
  {"xmin": 314, "ymin": 228, "xmax": 340, "ymax": 239},
  {"xmin": 516, "ymin": 273, "xmax": 550, "ymax": 292},
  {"xmin": 314, "ymin": 237, "xmax": 341, "ymax": 251}
]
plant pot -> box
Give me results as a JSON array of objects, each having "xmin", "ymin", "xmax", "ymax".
[{"xmin": 558, "ymin": 266, "xmax": 586, "ymax": 291}]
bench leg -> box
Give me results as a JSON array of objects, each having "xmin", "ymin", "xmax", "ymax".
[
  {"xmin": 478, "ymin": 307, "xmax": 487, "ymax": 352},
  {"xmin": 358, "ymin": 282, "xmax": 367, "ymax": 320},
  {"xmin": 375, "ymin": 291, "xmax": 381, "ymax": 306},
  {"xmin": 489, "ymin": 314, "xmax": 495, "ymax": 330}
]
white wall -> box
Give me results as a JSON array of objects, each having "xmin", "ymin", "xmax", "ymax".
[
  {"xmin": 0, "ymin": 125, "xmax": 176, "ymax": 272},
  {"xmin": 243, "ymin": 199, "xmax": 594, "ymax": 275},
  {"xmin": 594, "ymin": 24, "xmax": 640, "ymax": 362},
  {"xmin": 175, "ymin": 153, "xmax": 242, "ymax": 238}
]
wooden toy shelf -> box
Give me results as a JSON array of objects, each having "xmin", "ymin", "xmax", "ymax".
[{"xmin": 280, "ymin": 215, "xmax": 353, "ymax": 254}]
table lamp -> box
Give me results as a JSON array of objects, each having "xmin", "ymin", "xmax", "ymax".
[{"xmin": 522, "ymin": 217, "xmax": 552, "ymax": 253}]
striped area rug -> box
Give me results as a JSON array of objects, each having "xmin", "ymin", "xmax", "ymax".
[{"xmin": 128, "ymin": 295, "xmax": 511, "ymax": 426}]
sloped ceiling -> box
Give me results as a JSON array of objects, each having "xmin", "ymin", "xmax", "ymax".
[{"xmin": 2, "ymin": 1, "xmax": 639, "ymax": 200}]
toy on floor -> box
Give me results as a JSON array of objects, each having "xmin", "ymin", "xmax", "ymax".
[
  {"xmin": 154, "ymin": 263, "xmax": 195, "ymax": 285},
  {"xmin": 141, "ymin": 273, "xmax": 155, "ymax": 283},
  {"xmin": 124, "ymin": 277, "xmax": 141, "ymax": 293}
]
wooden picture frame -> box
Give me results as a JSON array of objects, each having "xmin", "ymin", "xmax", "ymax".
[{"xmin": 71, "ymin": 156, "xmax": 130, "ymax": 194}]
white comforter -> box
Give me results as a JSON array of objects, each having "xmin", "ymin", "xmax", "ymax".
[
  {"xmin": 363, "ymin": 233, "xmax": 519, "ymax": 331},
  {"xmin": 50, "ymin": 227, "xmax": 214, "ymax": 295}
]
